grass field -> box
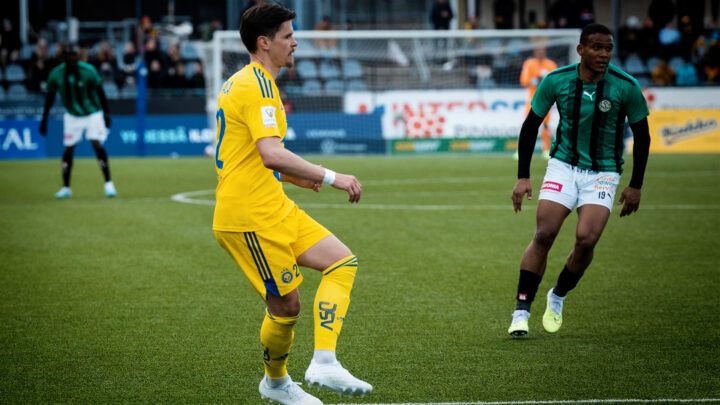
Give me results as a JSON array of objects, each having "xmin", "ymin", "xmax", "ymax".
[{"xmin": 1, "ymin": 154, "xmax": 719, "ymax": 404}]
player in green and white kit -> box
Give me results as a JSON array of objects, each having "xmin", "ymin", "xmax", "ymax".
[
  {"xmin": 508, "ymin": 24, "xmax": 651, "ymax": 337},
  {"xmin": 39, "ymin": 44, "xmax": 116, "ymax": 199}
]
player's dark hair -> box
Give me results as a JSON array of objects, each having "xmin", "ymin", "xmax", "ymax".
[
  {"xmin": 580, "ymin": 23, "xmax": 613, "ymax": 44},
  {"xmin": 240, "ymin": 4, "xmax": 296, "ymax": 53}
]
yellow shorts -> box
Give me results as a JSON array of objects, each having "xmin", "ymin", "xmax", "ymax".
[{"xmin": 214, "ymin": 205, "xmax": 332, "ymax": 299}]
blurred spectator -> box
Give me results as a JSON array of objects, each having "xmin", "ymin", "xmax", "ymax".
[
  {"xmin": 651, "ymin": 58, "xmax": 676, "ymax": 85},
  {"xmin": 280, "ymin": 90, "xmax": 293, "ymax": 113},
  {"xmin": 189, "ymin": 62, "xmax": 205, "ymax": 89},
  {"xmin": 679, "ymin": 15, "xmax": 698, "ymax": 54},
  {"xmin": 48, "ymin": 42, "xmax": 66, "ymax": 72},
  {"xmin": 167, "ymin": 62, "xmax": 189, "ymax": 88},
  {"xmin": 618, "ymin": 16, "xmax": 642, "ymax": 61},
  {"xmin": 27, "ymin": 38, "xmax": 51, "ymax": 92},
  {"xmin": 138, "ymin": 15, "xmax": 157, "ymax": 47},
  {"xmin": 144, "ymin": 38, "xmax": 166, "ymax": 71},
  {"xmin": 314, "ymin": 16, "xmax": 337, "ymax": 49},
  {"xmin": 493, "ymin": 0, "xmax": 515, "ymax": 29},
  {"xmin": 465, "ymin": 15, "xmax": 479, "ymax": 30},
  {"xmin": 702, "ymin": 39, "xmax": 720, "ymax": 83},
  {"xmin": 91, "ymin": 40, "xmax": 118, "ymax": 83},
  {"xmin": 659, "ymin": 22, "xmax": 681, "ymax": 59},
  {"xmin": 0, "ymin": 18, "xmax": 21, "ymax": 67},
  {"xmin": 77, "ymin": 46, "xmax": 89, "ymax": 63},
  {"xmin": 675, "ymin": 55, "xmax": 699, "ymax": 85},
  {"xmin": 147, "ymin": 59, "xmax": 166, "ymax": 88},
  {"xmin": 118, "ymin": 41, "xmax": 139, "ymax": 87},
  {"xmin": 648, "ymin": 0, "xmax": 676, "ymax": 30},
  {"xmin": 526, "ymin": 10, "xmax": 539, "ymax": 29},
  {"xmin": 242, "ymin": 0, "xmax": 266, "ymax": 17},
  {"xmin": 692, "ymin": 35, "xmax": 708, "ymax": 63},
  {"xmin": 166, "ymin": 42, "xmax": 182, "ymax": 73},
  {"xmin": 638, "ymin": 17, "xmax": 661, "ymax": 60},
  {"xmin": 342, "ymin": 19, "xmax": 355, "ymax": 30},
  {"xmin": 201, "ymin": 20, "xmax": 222, "ymax": 42},
  {"xmin": 579, "ymin": 7, "xmax": 595, "ymax": 27},
  {"xmin": 549, "ymin": 0, "xmax": 577, "ymax": 28},
  {"xmin": 430, "ymin": 0, "xmax": 454, "ymax": 30}
]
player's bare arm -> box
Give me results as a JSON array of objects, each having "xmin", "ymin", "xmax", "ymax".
[
  {"xmin": 618, "ymin": 117, "xmax": 650, "ymax": 217},
  {"xmin": 281, "ymin": 173, "xmax": 321, "ymax": 192},
  {"xmin": 512, "ymin": 110, "xmax": 544, "ymax": 213},
  {"xmin": 257, "ymin": 136, "xmax": 362, "ymax": 203}
]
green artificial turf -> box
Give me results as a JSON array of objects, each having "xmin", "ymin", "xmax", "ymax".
[{"xmin": 1, "ymin": 154, "xmax": 718, "ymax": 403}]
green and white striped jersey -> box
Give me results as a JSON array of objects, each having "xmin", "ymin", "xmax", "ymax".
[{"xmin": 531, "ymin": 63, "xmax": 649, "ymax": 173}]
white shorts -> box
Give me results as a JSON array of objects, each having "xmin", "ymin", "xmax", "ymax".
[
  {"xmin": 63, "ymin": 111, "xmax": 108, "ymax": 147},
  {"xmin": 538, "ymin": 158, "xmax": 621, "ymax": 212}
]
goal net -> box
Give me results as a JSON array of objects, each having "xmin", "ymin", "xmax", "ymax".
[{"xmin": 203, "ymin": 29, "xmax": 581, "ymax": 154}]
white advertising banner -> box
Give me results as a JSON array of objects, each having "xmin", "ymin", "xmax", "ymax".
[
  {"xmin": 644, "ymin": 87, "xmax": 720, "ymax": 110},
  {"xmin": 344, "ymin": 89, "xmax": 551, "ymax": 139},
  {"xmin": 344, "ymin": 87, "xmax": 720, "ymax": 139}
]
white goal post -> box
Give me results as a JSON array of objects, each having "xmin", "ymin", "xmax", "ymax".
[{"xmin": 198, "ymin": 29, "xmax": 581, "ymax": 152}]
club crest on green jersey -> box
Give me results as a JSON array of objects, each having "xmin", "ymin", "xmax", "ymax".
[{"xmin": 598, "ymin": 99, "xmax": 612, "ymax": 113}]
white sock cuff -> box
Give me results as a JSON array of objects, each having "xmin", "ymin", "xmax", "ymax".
[{"xmin": 312, "ymin": 349, "xmax": 337, "ymax": 365}]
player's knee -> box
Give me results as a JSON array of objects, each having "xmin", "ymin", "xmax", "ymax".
[
  {"xmin": 270, "ymin": 295, "xmax": 301, "ymax": 318},
  {"xmin": 533, "ymin": 228, "xmax": 558, "ymax": 250},
  {"xmin": 575, "ymin": 231, "xmax": 600, "ymax": 252}
]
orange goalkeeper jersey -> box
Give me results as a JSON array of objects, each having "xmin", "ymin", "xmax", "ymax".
[{"xmin": 520, "ymin": 57, "xmax": 558, "ymax": 100}]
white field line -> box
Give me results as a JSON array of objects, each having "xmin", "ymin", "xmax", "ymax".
[
  {"xmin": 324, "ymin": 399, "xmax": 720, "ymax": 405},
  {"xmin": 171, "ymin": 189, "xmax": 720, "ymax": 211},
  {"xmin": 362, "ymin": 170, "xmax": 720, "ymax": 186}
]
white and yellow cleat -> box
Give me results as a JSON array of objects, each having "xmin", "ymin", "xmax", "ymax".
[
  {"xmin": 305, "ymin": 360, "xmax": 372, "ymax": 398},
  {"xmin": 542, "ymin": 288, "xmax": 564, "ymax": 333},
  {"xmin": 259, "ymin": 375, "xmax": 322, "ymax": 405},
  {"xmin": 508, "ymin": 309, "xmax": 530, "ymax": 338}
]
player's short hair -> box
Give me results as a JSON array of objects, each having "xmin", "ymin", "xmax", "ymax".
[
  {"xmin": 579, "ymin": 23, "xmax": 613, "ymax": 44},
  {"xmin": 240, "ymin": 4, "xmax": 296, "ymax": 53}
]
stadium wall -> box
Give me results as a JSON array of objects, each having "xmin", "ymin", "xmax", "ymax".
[{"xmin": 1, "ymin": 88, "xmax": 720, "ymax": 159}]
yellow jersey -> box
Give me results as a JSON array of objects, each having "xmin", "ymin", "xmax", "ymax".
[{"xmin": 212, "ymin": 62, "xmax": 294, "ymax": 232}]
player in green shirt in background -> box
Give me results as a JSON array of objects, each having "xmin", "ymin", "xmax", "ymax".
[
  {"xmin": 39, "ymin": 43, "xmax": 116, "ymax": 198},
  {"xmin": 507, "ymin": 24, "xmax": 651, "ymax": 337}
]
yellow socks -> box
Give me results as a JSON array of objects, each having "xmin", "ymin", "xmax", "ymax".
[
  {"xmin": 260, "ymin": 309, "xmax": 298, "ymax": 378},
  {"xmin": 313, "ymin": 255, "xmax": 358, "ymax": 352}
]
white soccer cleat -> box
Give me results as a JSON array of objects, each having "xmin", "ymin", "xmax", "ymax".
[
  {"xmin": 258, "ymin": 376, "xmax": 322, "ymax": 405},
  {"xmin": 104, "ymin": 181, "xmax": 116, "ymax": 198},
  {"xmin": 305, "ymin": 360, "xmax": 372, "ymax": 398},
  {"xmin": 55, "ymin": 187, "xmax": 71, "ymax": 199},
  {"xmin": 508, "ymin": 309, "xmax": 530, "ymax": 338}
]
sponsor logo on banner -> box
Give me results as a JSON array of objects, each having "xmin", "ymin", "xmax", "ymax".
[
  {"xmin": 646, "ymin": 110, "xmax": 720, "ymax": 153},
  {"xmin": 344, "ymin": 89, "xmax": 551, "ymax": 139},
  {"xmin": 660, "ymin": 118, "xmax": 718, "ymax": 146},
  {"xmin": 541, "ymin": 181, "xmax": 563, "ymax": 192}
]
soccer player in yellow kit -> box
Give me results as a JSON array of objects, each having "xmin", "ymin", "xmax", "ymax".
[{"xmin": 212, "ymin": 5, "xmax": 371, "ymax": 404}]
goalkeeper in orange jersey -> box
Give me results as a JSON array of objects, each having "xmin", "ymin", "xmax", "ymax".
[{"xmin": 517, "ymin": 45, "xmax": 557, "ymax": 160}]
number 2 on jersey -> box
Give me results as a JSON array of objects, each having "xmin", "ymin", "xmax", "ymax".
[{"xmin": 215, "ymin": 108, "xmax": 226, "ymax": 169}]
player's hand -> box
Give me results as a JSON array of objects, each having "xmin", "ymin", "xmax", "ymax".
[
  {"xmin": 104, "ymin": 115, "xmax": 112, "ymax": 128},
  {"xmin": 332, "ymin": 173, "xmax": 362, "ymax": 203},
  {"xmin": 511, "ymin": 178, "xmax": 532, "ymax": 213},
  {"xmin": 39, "ymin": 119, "xmax": 48, "ymax": 136},
  {"xmin": 618, "ymin": 186, "xmax": 641, "ymax": 217}
]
